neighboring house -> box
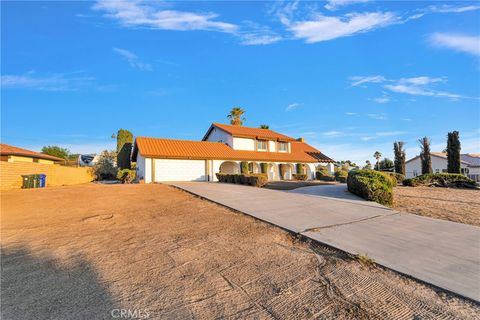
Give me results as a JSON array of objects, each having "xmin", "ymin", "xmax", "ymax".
[
  {"xmin": 132, "ymin": 123, "xmax": 335, "ymax": 183},
  {"xmin": 405, "ymin": 152, "xmax": 480, "ymax": 182},
  {"xmin": 78, "ymin": 154, "xmax": 100, "ymax": 167},
  {"xmin": 0, "ymin": 144, "xmax": 64, "ymax": 164}
]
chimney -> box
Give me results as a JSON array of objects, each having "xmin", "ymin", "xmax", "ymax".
[{"xmin": 297, "ymin": 137, "xmax": 305, "ymax": 143}]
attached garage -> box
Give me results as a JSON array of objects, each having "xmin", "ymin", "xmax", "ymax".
[{"xmin": 153, "ymin": 159, "xmax": 206, "ymax": 182}]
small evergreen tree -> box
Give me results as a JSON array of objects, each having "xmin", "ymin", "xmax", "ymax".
[
  {"xmin": 240, "ymin": 161, "xmax": 249, "ymax": 174},
  {"xmin": 296, "ymin": 163, "xmax": 304, "ymax": 174},
  {"xmin": 116, "ymin": 129, "xmax": 133, "ymax": 169},
  {"xmin": 447, "ymin": 131, "xmax": 461, "ymax": 173},
  {"xmin": 393, "ymin": 141, "xmax": 406, "ymax": 175},
  {"xmin": 259, "ymin": 124, "xmax": 269, "ymax": 129},
  {"xmin": 419, "ymin": 137, "xmax": 432, "ymax": 174}
]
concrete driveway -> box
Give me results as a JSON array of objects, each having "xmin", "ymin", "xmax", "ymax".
[{"xmin": 170, "ymin": 182, "xmax": 480, "ymax": 302}]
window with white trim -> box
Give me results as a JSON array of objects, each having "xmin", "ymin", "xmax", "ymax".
[
  {"xmin": 278, "ymin": 142, "xmax": 288, "ymax": 152},
  {"xmin": 257, "ymin": 140, "xmax": 267, "ymax": 150}
]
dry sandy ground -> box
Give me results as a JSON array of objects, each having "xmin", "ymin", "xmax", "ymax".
[
  {"xmin": 1, "ymin": 184, "xmax": 479, "ymax": 319},
  {"xmin": 394, "ymin": 186, "xmax": 480, "ymax": 226}
]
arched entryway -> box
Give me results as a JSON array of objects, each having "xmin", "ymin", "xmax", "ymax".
[
  {"xmin": 280, "ymin": 163, "xmax": 295, "ymax": 180},
  {"xmin": 219, "ymin": 161, "xmax": 240, "ymax": 174},
  {"xmin": 268, "ymin": 163, "xmax": 279, "ymax": 181}
]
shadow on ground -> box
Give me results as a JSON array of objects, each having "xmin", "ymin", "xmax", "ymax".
[
  {"xmin": 264, "ymin": 180, "xmax": 337, "ymax": 190},
  {"xmin": 1, "ymin": 246, "xmax": 118, "ymax": 320}
]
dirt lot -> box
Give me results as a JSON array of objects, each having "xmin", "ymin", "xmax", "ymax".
[
  {"xmin": 1, "ymin": 184, "xmax": 479, "ymax": 319},
  {"xmin": 394, "ymin": 186, "xmax": 480, "ymax": 226}
]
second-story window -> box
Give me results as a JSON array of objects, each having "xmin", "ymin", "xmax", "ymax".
[
  {"xmin": 278, "ymin": 142, "xmax": 288, "ymax": 152},
  {"xmin": 257, "ymin": 140, "xmax": 267, "ymax": 150}
]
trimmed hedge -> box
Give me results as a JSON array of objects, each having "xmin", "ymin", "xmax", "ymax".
[
  {"xmin": 347, "ymin": 170, "xmax": 394, "ymax": 206},
  {"xmin": 316, "ymin": 171, "xmax": 335, "ymax": 181},
  {"xmin": 216, "ymin": 173, "xmax": 268, "ymax": 187},
  {"xmin": 335, "ymin": 170, "xmax": 348, "ymax": 183},
  {"xmin": 402, "ymin": 173, "xmax": 476, "ymax": 188},
  {"xmin": 292, "ymin": 174, "xmax": 307, "ymax": 181},
  {"xmin": 385, "ymin": 172, "xmax": 405, "ymax": 186}
]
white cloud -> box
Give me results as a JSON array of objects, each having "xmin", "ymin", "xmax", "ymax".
[
  {"xmin": 239, "ymin": 32, "xmax": 282, "ymax": 45},
  {"xmin": 93, "ymin": 0, "xmax": 238, "ymax": 33},
  {"xmin": 401, "ymin": 118, "xmax": 412, "ymax": 121},
  {"xmin": 429, "ymin": 33, "xmax": 480, "ymax": 57},
  {"xmin": 285, "ymin": 102, "xmax": 303, "ymax": 111},
  {"xmin": 344, "ymin": 112, "xmax": 357, "ymax": 116},
  {"xmin": 113, "ymin": 47, "xmax": 152, "ymax": 71},
  {"xmin": 428, "ymin": 5, "xmax": 480, "ymax": 13},
  {"xmin": 322, "ymin": 130, "xmax": 344, "ymax": 137},
  {"xmin": 383, "ymin": 84, "xmax": 463, "ymax": 99},
  {"xmin": 288, "ymin": 12, "xmax": 398, "ymax": 43},
  {"xmin": 361, "ymin": 136, "xmax": 374, "ymax": 141},
  {"xmin": 350, "ymin": 75, "xmax": 475, "ymax": 100},
  {"xmin": 367, "ymin": 113, "xmax": 387, "ymax": 120},
  {"xmin": 349, "ymin": 75, "xmax": 385, "ymax": 87},
  {"xmin": 324, "ymin": 0, "xmax": 370, "ymax": 11},
  {"xmin": 376, "ymin": 131, "xmax": 406, "ymax": 137},
  {"xmin": 1, "ymin": 71, "xmax": 95, "ymax": 91}
]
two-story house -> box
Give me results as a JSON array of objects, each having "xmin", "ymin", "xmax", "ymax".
[{"xmin": 132, "ymin": 123, "xmax": 335, "ymax": 183}]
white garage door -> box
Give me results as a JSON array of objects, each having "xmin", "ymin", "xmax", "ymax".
[{"xmin": 154, "ymin": 159, "xmax": 206, "ymax": 182}]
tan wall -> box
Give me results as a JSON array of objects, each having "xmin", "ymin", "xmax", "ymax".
[{"xmin": 0, "ymin": 161, "xmax": 94, "ymax": 190}]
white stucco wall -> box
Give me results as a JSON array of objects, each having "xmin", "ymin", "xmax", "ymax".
[
  {"xmin": 268, "ymin": 141, "xmax": 276, "ymax": 152},
  {"xmin": 204, "ymin": 127, "xmax": 233, "ymax": 147},
  {"xmin": 136, "ymin": 153, "xmax": 145, "ymax": 180},
  {"xmin": 405, "ymin": 155, "xmax": 469, "ymax": 178},
  {"xmin": 233, "ymin": 137, "xmax": 255, "ymax": 151},
  {"xmin": 144, "ymin": 157, "xmax": 152, "ymax": 183}
]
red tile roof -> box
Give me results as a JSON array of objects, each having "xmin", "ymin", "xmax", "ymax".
[
  {"xmin": 133, "ymin": 137, "xmax": 334, "ymax": 163},
  {"xmin": 206, "ymin": 123, "xmax": 296, "ymax": 142},
  {"xmin": 0, "ymin": 144, "xmax": 65, "ymax": 162}
]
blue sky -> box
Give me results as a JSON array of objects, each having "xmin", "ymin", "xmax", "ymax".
[{"xmin": 2, "ymin": 0, "xmax": 479, "ymax": 164}]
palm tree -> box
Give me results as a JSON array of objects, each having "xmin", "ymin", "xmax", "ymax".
[
  {"xmin": 373, "ymin": 151, "xmax": 382, "ymax": 170},
  {"xmin": 259, "ymin": 124, "xmax": 269, "ymax": 129},
  {"xmin": 227, "ymin": 107, "xmax": 246, "ymax": 126}
]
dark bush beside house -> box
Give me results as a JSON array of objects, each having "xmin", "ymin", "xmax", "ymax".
[
  {"xmin": 316, "ymin": 171, "xmax": 335, "ymax": 181},
  {"xmin": 403, "ymin": 173, "xmax": 476, "ymax": 189},
  {"xmin": 292, "ymin": 174, "xmax": 307, "ymax": 181},
  {"xmin": 117, "ymin": 169, "xmax": 136, "ymax": 183},
  {"xmin": 335, "ymin": 170, "xmax": 348, "ymax": 183},
  {"xmin": 216, "ymin": 173, "xmax": 268, "ymax": 187},
  {"xmin": 347, "ymin": 170, "xmax": 394, "ymax": 206}
]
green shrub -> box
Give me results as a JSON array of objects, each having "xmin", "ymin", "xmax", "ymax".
[
  {"xmin": 292, "ymin": 174, "xmax": 307, "ymax": 181},
  {"xmin": 404, "ymin": 173, "xmax": 476, "ymax": 188},
  {"xmin": 117, "ymin": 169, "xmax": 136, "ymax": 183},
  {"xmin": 316, "ymin": 171, "xmax": 335, "ymax": 181},
  {"xmin": 216, "ymin": 173, "xmax": 268, "ymax": 187},
  {"xmin": 240, "ymin": 161, "xmax": 249, "ymax": 174},
  {"xmin": 386, "ymin": 173, "xmax": 405, "ymax": 186},
  {"xmin": 335, "ymin": 170, "xmax": 348, "ymax": 183},
  {"xmin": 296, "ymin": 163, "xmax": 304, "ymax": 174},
  {"xmin": 91, "ymin": 150, "xmax": 117, "ymax": 180},
  {"xmin": 347, "ymin": 170, "xmax": 394, "ymax": 206}
]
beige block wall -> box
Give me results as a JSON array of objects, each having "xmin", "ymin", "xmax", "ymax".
[{"xmin": 0, "ymin": 161, "xmax": 94, "ymax": 190}]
